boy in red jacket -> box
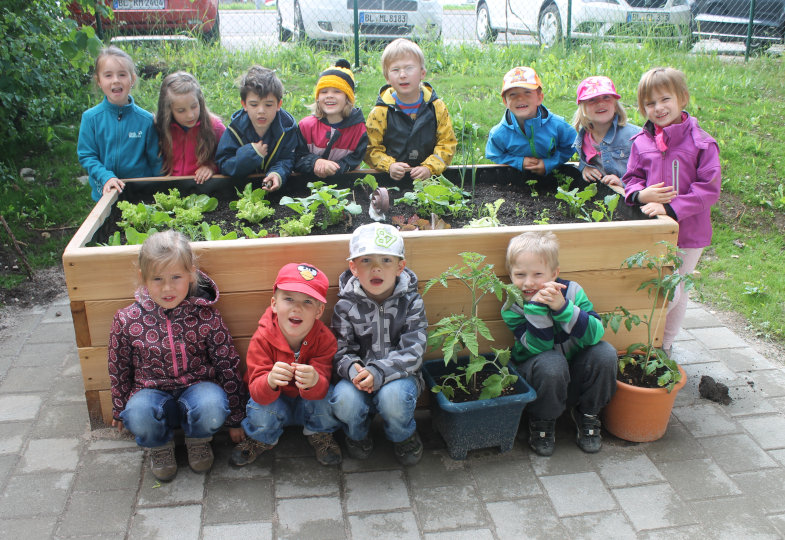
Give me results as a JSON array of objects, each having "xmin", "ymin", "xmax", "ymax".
[{"xmin": 230, "ymin": 263, "xmax": 342, "ymax": 466}]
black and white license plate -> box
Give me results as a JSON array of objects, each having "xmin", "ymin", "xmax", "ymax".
[
  {"xmin": 627, "ymin": 11, "xmax": 670, "ymax": 23},
  {"xmin": 360, "ymin": 11, "xmax": 407, "ymax": 25},
  {"xmin": 114, "ymin": 0, "xmax": 166, "ymax": 10}
]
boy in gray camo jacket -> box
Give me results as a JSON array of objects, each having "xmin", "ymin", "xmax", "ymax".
[{"xmin": 330, "ymin": 223, "xmax": 428, "ymax": 466}]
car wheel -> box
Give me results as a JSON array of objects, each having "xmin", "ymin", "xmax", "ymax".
[
  {"xmin": 277, "ymin": 8, "xmax": 292, "ymax": 41},
  {"xmin": 201, "ymin": 11, "xmax": 220, "ymax": 44},
  {"xmin": 537, "ymin": 4, "xmax": 562, "ymax": 47},
  {"xmin": 293, "ymin": 2, "xmax": 307, "ymax": 42},
  {"xmin": 475, "ymin": 2, "xmax": 498, "ymax": 43}
]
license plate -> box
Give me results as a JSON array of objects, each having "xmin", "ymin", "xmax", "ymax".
[
  {"xmin": 627, "ymin": 11, "xmax": 670, "ymax": 23},
  {"xmin": 360, "ymin": 12, "xmax": 407, "ymax": 25},
  {"xmin": 114, "ymin": 0, "xmax": 166, "ymax": 10}
]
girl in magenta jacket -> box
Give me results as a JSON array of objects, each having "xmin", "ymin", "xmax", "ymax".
[
  {"xmin": 622, "ymin": 67, "xmax": 721, "ymax": 354},
  {"xmin": 156, "ymin": 72, "xmax": 226, "ymax": 184}
]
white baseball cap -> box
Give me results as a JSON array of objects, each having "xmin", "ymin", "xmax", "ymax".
[{"xmin": 347, "ymin": 223, "xmax": 405, "ymax": 261}]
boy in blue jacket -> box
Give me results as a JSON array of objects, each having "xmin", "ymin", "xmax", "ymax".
[
  {"xmin": 215, "ymin": 65, "xmax": 298, "ymax": 191},
  {"xmin": 486, "ymin": 66, "xmax": 577, "ymax": 177}
]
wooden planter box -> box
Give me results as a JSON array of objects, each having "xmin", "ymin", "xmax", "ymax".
[{"xmin": 63, "ymin": 165, "xmax": 678, "ymax": 428}]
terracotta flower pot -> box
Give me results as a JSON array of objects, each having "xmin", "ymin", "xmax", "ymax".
[{"xmin": 602, "ymin": 364, "xmax": 687, "ymax": 443}]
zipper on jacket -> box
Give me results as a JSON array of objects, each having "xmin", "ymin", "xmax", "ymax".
[
  {"xmin": 377, "ymin": 305, "xmax": 386, "ymax": 357},
  {"xmin": 166, "ymin": 318, "xmax": 180, "ymax": 378}
]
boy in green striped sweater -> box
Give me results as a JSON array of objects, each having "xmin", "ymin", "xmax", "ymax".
[{"xmin": 502, "ymin": 231, "xmax": 617, "ymax": 456}]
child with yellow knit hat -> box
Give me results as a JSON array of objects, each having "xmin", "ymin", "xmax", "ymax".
[{"xmin": 294, "ymin": 59, "xmax": 368, "ymax": 178}]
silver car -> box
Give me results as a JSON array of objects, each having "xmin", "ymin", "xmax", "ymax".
[
  {"xmin": 277, "ymin": 0, "xmax": 443, "ymax": 42},
  {"xmin": 475, "ymin": 0, "xmax": 692, "ymax": 46}
]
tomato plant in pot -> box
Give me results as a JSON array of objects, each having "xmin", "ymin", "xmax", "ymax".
[
  {"xmin": 422, "ymin": 252, "xmax": 536, "ymax": 460},
  {"xmin": 601, "ymin": 241, "xmax": 695, "ymax": 442}
]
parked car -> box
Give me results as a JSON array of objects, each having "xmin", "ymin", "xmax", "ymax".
[
  {"xmin": 475, "ymin": 0, "xmax": 692, "ymax": 46},
  {"xmin": 691, "ymin": 0, "xmax": 785, "ymax": 47},
  {"xmin": 276, "ymin": 0, "xmax": 443, "ymax": 42},
  {"xmin": 70, "ymin": 0, "xmax": 220, "ymax": 43}
]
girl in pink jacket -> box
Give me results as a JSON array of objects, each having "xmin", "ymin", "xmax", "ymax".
[
  {"xmin": 155, "ymin": 72, "xmax": 226, "ymax": 184},
  {"xmin": 622, "ymin": 67, "xmax": 721, "ymax": 354}
]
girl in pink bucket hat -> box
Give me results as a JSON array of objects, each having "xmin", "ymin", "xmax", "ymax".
[{"xmin": 571, "ymin": 75, "xmax": 640, "ymax": 187}]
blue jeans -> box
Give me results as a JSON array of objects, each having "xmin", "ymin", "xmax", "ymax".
[
  {"xmin": 119, "ymin": 382, "xmax": 229, "ymax": 448},
  {"xmin": 242, "ymin": 386, "xmax": 340, "ymax": 445},
  {"xmin": 329, "ymin": 378, "xmax": 418, "ymax": 443}
]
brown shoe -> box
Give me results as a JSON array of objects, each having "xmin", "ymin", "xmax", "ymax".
[
  {"xmin": 149, "ymin": 440, "xmax": 177, "ymax": 482},
  {"xmin": 185, "ymin": 437, "xmax": 214, "ymax": 473},
  {"xmin": 229, "ymin": 438, "xmax": 275, "ymax": 467},
  {"xmin": 307, "ymin": 432, "xmax": 342, "ymax": 466}
]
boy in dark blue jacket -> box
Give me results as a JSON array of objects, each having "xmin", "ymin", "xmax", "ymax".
[{"xmin": 215, "ymin": 66, "xmax": 298, "ymax": 191}]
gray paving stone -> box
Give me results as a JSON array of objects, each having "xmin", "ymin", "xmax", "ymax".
[
  {"xmin": 41, "ymin": 301, "xmax": 72, "ymax": 324},
  {"xmin": 0, "ymin": 516, "xmax": 58, "ymax": 540},
  {"xmin": 30, "ymin": 401, "xmax": 89, "ymax": 438},
  {"xmin": 715, "ymin": 347, "xmax": 778, "ymax": 372},
  {"xmin": 540, "ymin": 472, "xmax": 616, "ymax": 516},
  {"xmin": 657, "ymin": 458, "xmax": 741, "ymax": 500},
  {"xmin": 202, "ymin": 522, "xmax": 273, "ymax": 540},
  {"xmin": 16, "ymin": 342, "xmax": 74, "ymax": 367},
  {"xmin": 137, "ymin": 462, "xmax": 206, "ymax": 506},
  {"xmin": 669, "ymin": 339, "xmax": 721, "ymax": 365},
  {"xmin": 0, "ymin": 472, "xmax": 73, "ymax": 518},
  {"xmin": 486, "ymin": 498, "xmax": 567, "ymax": 539},
  {"xmin": 0, "ymin": 311, "xmax": 42, "ymax": 339},
  {"xmin": 673, "ymin": 403, "xmax": 740, "ymax": 438},
  {"xmin": 645, "ymin": 423, "xmax": 707, "ymax": 463},
  {"xmin": 87, "ymin": 435, "xmax": 140, "ymax": 451},
  {"xmin": 0, "ymin": 366, "xmax": 60, "ymax": 393},
  {"xmin": 769, "ymin": 448, "xmax": 785, "ymax": 467},
  {"xmin": 681, "ymin": 308, "xmax": 722, "ymax": 329},
  {"xmin": 637, "ymin": 524, "xmax": 708, "ymax": 540},
  {"xmin": 405, "ymin": 449, "xmax": 471, "ymax": 489},
  {"xmin": 529, "ymin": 441, "xmax": 593, "ymax": 476},
  {"xmin": 73, "ymin": 450, "xmax": 143, "ymax": 492},
  {"xmin": 208, "ymin": 439, "xmax": 272, "ymax": 480},
  {"xmin": 731, "ymin": 469, "xmax": 785, "ymax": 513},
  {"xmin": 0, "ymin": 454, "xmax": 17, "ymax": 482},
  {"xmin": 274, "ymin": 456, "xmax": 340, "ymax": 498},
  {"xmin": 0, "ymin": 394, "xmax": 42, "ymax": 422},
  {"xmin": 50, "ymin": 375, "xmax": 89, "ymax": 403},
  {"xmin": 424, "ymin": 529, "xmax": 495, "ymax": 540},
  {"xmin": 0, "ymin": 422, "xmax": 28, "ymax": 454},
  {"xmin": 612, "ymin": 483, "xmax": 694, "ymax": 531},
  {"xmin": 690, "ymin": 326, "xmax": 752, "ymax": 350},
  {"xmin": 20, "ymin": 437, "xmax": 80, "ymax": 472},
  {"xmin": 591, "ymin": 450, "xmax": 665, "ymax": 488},
  {"xmin": 26, "ymin": 321, "xmax": 76, "ymax": 345},
  {"xmin": 469, "ymin": 452, "xmax": 542, "ymax": 500},
  {"xmin": 345, "ymin": 469, "xmax": 409, "ymax": 513},
  {"xmin": 748, "ymin": 369, "xmax": 785, "ymax": 398},
  {"xmin": 276, "ymin": 496, "xmax": 344, "ymax": 540},
  {"xmin": 560, "ymin": 511, "xmax": 637, "ymax": 540},
  {"xmin": 413, "ymin": 484, "xmax": 486, "ymax": 531},
  {"xmin": 348, "ymin": 510, "xmax": 420, "ymax": 540},
  {"xmin": 699, "ymin": 433, "xmax": 778, "ymax": 473},
  {"xmin": 57, "ymin": 489, "xmax": 136, "ymax": 536},
  {"xmin": 689, "ymin": 496, "xmax": 781, "ymax": 539},
  {"xmin": 203, "ymin": 476, "xmax": 274, "ymax": 524},
  {"xmin": 129, "ymin": 504, "xmax": 202, "ymax": 540},
  {"xmin": 738, "ymin": 414, "xmax": 785, "ymax": 449},
  {"xmin": 682, "ymin": 361, "xmax": 740, "ymax": 385},
  {"xmin": 724, "ymin": 384, "xmax": 778, "ymax": 417},
  {"xmin": 768, "ymin": 514, "xmax": 785, "ymax": 537}
]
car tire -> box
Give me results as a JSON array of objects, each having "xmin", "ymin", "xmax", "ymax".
[
  {"xmin": 475, "ymin": 2, "xmax": 498, "ymax": 44},
  {"xmin": 537, "ymin": 4, "xmax": 562, "ymax": 47},
  {"xmin": 202, "ymin": 11, "xmax": 220, "ymax": 44},
  {"xmin": 293, "ymin": 2, "xmax": 308, "ymax": 42},
  {"xmin": 277, "ymin": 8, "xmax": 292, "ymax": 41}
]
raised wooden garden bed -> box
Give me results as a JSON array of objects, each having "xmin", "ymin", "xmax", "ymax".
[{"xmin": 63, "ymin": 165, "xmax": 678, "ymax": 428}]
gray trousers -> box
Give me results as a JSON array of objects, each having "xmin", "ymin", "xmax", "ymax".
[{"xmin": 517, "ymin": 341, "xmax": 618, "ymax": 421}]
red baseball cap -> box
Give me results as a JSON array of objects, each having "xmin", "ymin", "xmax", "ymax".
[{"xmin": 273, "ymin": 263, "xmax": 328, "ymax": 303}]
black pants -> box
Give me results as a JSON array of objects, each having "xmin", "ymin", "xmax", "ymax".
[{"xmin": 517, "ymin": 341, "xmax": 617, "ymax": 421}]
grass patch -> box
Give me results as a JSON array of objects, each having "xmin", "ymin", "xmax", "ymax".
[{"xmin": 2, "ymin": 40, "xmax": 785, "ymax": 346}]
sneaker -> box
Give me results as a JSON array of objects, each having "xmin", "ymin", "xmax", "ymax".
[
  {"xmin": 229, "ymin": 438, "xmax": 275, "ymax": 467},
  {"xmin": 185, "ymin": 436, "xmax": 214, "ymax": 473},
  {"xmin": 571, "ymin": 408, "xmax": 603, "ymax": 453},
  {"xmin": 528, "ymin": 418, "xmax": 556, "ymax": 457},
  {"xmin": 149, "ymin": 440, "xmax": 177, "ymax": 482},
  {"xmin": 307, "ymin": 432, "xmax": 343, "ymax": 466},
  {"xmin": 393, "ymin": 431, "xmax": 423, "ymax": 466},
  {"xmin": 345, "ymin": 435, "xmax": 374, "ymax": 460}
]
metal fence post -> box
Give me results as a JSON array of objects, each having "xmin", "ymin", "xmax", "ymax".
[
  {"xmin": 353, "ymin": 0, "xmax": 360, "ymax": 68},
  {"xmin": 744, "ymin": 0, "xmax": 756, "ymax": 61},
  {"xmin": 566, "ymin": 0, "xmax": 572, "ymax": 50}
]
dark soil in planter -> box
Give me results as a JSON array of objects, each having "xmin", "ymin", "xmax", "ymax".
[
  {"xmin": 440, "ymin": 371, "xmax": 520, "ymax": 403},
  {"xmin": 618, "ymin": 360, "xmax": 676, "ymax": 389}
]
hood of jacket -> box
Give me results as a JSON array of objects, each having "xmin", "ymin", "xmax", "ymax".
[{"xmin": 375, "ymin": 82, "xmax": 438, "ymax": 109}]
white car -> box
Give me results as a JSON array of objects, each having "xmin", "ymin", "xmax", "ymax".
[
  {"xmin": 475, "ymin": 0, "xmax": 692, "ymax": 46},
  {"xmin": 277, "ymin": 0, "xmax": 443, "ymax": 42}
]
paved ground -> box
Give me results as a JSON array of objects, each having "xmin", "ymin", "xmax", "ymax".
[{"xmin": 2, "ymin": 294, "xmax": 785, "ymax": 539}]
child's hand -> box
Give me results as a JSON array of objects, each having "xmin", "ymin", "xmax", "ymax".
[
  {"xmin": 103, "ymin": 177, "xmax": 125, "ymax": 196},
  {"xmin": 228, "ymin": 427, "xmax": 246, "ymax": 443},
  {"xmin": 193, "ymin": 165, "xmax": 214, "ymax": 184},
  {"xmin": 409, "ymin": 166, "xmax": 431, "ymax": 180},
  {"xmin": 314, "ymin": 158, "xmax": 340, "ymax": 178},
  {"xmin": 352, "ymin": 362, "xmax": 374, "ymax": 393},
  {"xmin": 268, "ymin": 361, "xmax": 295, "ymax": 389},
  {"xmin": 523, "ymin": 157, "xmax": 545, "ymax": 176},
  {"xmin": 111, "ymin": 418, "xmax": 125, "ymax": 434},
  {"xmin": 261, "ymin": 173, "xmax": 281, "ymax": 191},
  {"xmin": 252, "ymin": 141, "xmax": 268, "ymax": 157},
  {"xmin": 639, "ymin": 182, "xmax": 676, "ymax": 204},
  {"xmin": 600, "ymin": 174, "xmax": 622, "ymax": 187},
  {"xmin": 582, "ymin": 166, "xmax": 602, "ymax": 183},
  {"xmin": 530, "ymin": 281, "xmax": 566, "ymax": 311},
  {"xmin": 293, "ymin": 363, "xmax": 319, "ymax": 390},
  {"xmin": 640, "ymin": 202, "xmax": 667, "ymax": 217},
  {"xmin": 389, "ymin": 162, "xmax": 410, "ymax": 181}
]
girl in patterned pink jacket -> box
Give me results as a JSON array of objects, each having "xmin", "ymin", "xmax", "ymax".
[{"xmin": 108, "ymin": 230, "xmax": 245, "ymax": 482}]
